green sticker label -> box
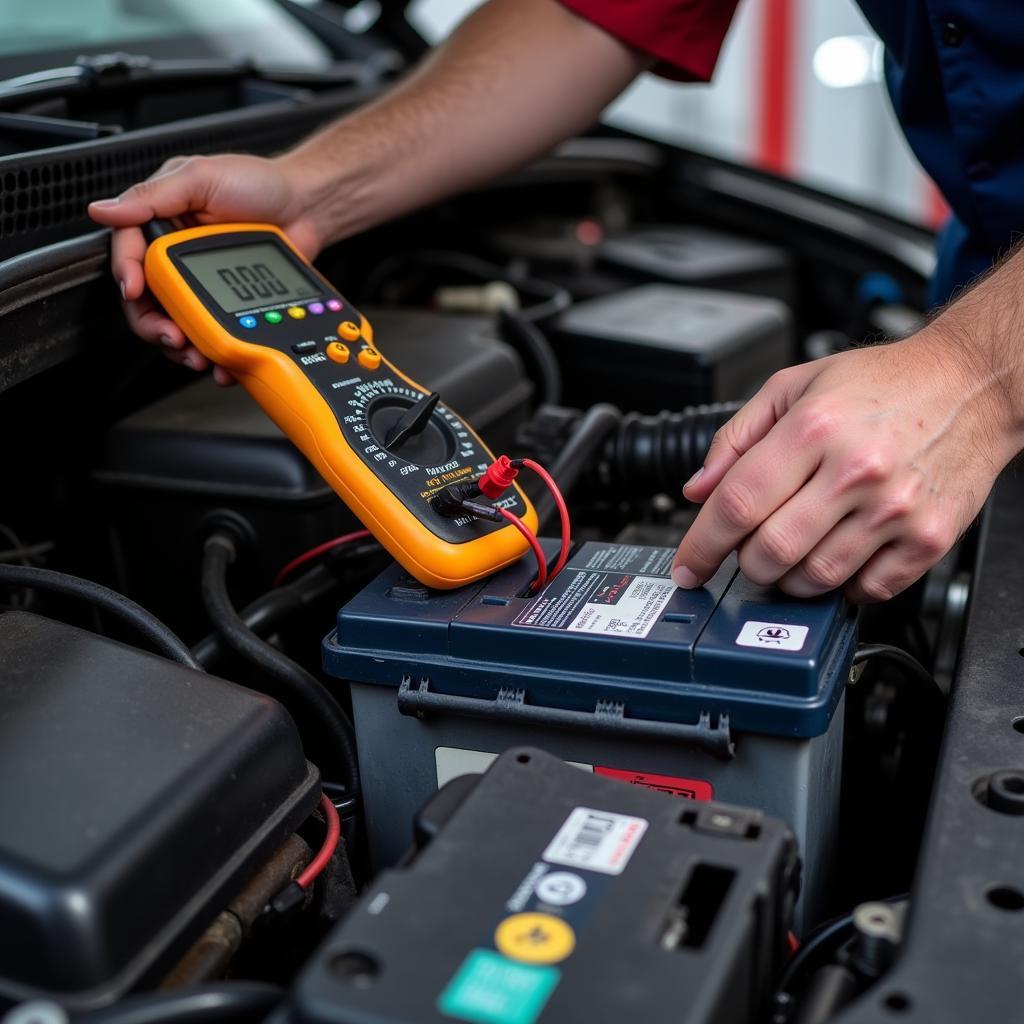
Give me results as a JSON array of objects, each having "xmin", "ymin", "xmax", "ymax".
[{"xmin": 439, "ymin": 948, "xmax": 560, "ymax": 1024}]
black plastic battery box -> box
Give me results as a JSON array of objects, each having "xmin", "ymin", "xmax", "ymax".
[
  {"xmin": 0, "ymin": 611, "xmax": 319, "ymax": 1009},
  {"xmin": 324, "ymin": 541, "xmax": 855, "ymax": 924},
  {"xmin": 291, "ymin": 748, "xmax": 799, "ymax": 1024},
  {"xmin": 550, "ymin": 283, "xmax": 792, "ymax": 413},
  {"xmin": 598, "ymin": 225, "xmax": 795, "ymax": 307}
]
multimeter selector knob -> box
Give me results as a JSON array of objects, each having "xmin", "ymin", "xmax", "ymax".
[{"xmin": 368, "ymin": 395, "xmax": 454, "ymax": 465}]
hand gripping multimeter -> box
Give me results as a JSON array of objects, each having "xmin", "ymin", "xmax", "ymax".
[{"xmin": 142, "ymin": 222, "xmax": 537, "ymax": 589}]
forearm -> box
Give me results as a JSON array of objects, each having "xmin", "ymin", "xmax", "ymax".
[
  {"xmin": 282, "ymin": 0, "xmax": 646, "ymax": 244},
  {"xmin": 922, "ymin": 241, "xmax": 1024, "ymax": 463}
]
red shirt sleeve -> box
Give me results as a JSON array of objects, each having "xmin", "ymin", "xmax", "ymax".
[{"xmin": 555, "ymin": 0, "xmax": 741, "ymax": 82}]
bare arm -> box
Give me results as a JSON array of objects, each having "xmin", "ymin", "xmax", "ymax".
[{"xmin": 289, "ymin": 0, "xmax": 648, "ymax": 242}]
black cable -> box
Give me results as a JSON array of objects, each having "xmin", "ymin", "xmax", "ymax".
[
  {"xmin": 0, "ymin": 539, "xmax": 55, "ymax": 562},
  {"xmin": 852, "ymin": 643, "xmax": 944, "ymax": 701},
  {"xmin": 200, "ymin": 532, "xmax": 360, "ymax": 794},
  {"xmin": 534, "ymin": 403, "xmax": 622, "ymax": 531},
  {"xmin": 496, "ymin": 307, "xmax": 562, "ymax": 406},
  {"xmin": 778, "ymin": 894, "xmax": 909, "ymax": 995},
  {"xmin": 192, "ymin": 562, "xmax": 339, "ymax": 670},
  {"xmin": 73, "ymin": 982, "xmax": 283, "ymax": 1024},
  {"xmin": 0, "ymin": 564, "xmax": 201, "ymax": 670}
]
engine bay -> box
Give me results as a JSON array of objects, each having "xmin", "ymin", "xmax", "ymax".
[{"xmin": 0, "ymin": 80, "xmax": 1019, "ymax": 1023}]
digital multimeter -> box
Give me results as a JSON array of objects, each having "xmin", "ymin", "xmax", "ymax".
[{"xmin": 143, "ymin": 222, "xmax": 537, "ymax": 589}]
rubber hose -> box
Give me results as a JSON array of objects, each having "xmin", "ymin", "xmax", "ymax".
[
  {"xmin": 599, "ymin": 402, "xmax": 743, "ymax": 495},
  {"xmin": 72, "ymin": 983, "xmax": 283, "ymax": 1024},
  {"xmin": 192, "ymin": 562, "xmax": 340, "ymax": 670},
  {"xmin": 534, "ymin": 403, "xmax": 622, "ymax": 532},
  {"xmin": 200, "ymin": 533, "xmax": 360, "ymax": 794},
  {"xmin": 497, "ymin": 307, "xmax": 562, "ymax": 406},
  {"xmin": 0, "ymin": 564, "xmax": 200, "ymax": 670}
]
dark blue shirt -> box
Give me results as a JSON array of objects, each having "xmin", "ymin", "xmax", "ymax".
[{"xmin": 858, "ymin": 3, "xmax": 1024, "ymax": 306}]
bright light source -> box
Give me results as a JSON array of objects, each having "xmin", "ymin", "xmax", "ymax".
[{"xmin": 812, "ymin": 35, "xmax": 882, "ymax": 89}]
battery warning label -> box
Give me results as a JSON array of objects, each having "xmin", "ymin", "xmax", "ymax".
[{"xmin": 513, "ymin": 565, "xmax": 676, "ymax": 640}]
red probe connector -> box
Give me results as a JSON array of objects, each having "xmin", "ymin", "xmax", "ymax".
[{"xmin": 477, "ymin": 455, "xmax": 519, "ymax": 499}]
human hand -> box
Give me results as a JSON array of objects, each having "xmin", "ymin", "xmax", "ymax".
[
  {"xmin": 671, "ymin": 334, "xmax": 1016, "ymax": 603},
  {"xmin": 88, "ymin": 153, "xmax": 324, "ymax": 386}
]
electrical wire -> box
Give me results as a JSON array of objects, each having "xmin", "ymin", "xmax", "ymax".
[
  {"xmin": 273, "ymin": 530, "xmax": 371, "ymax": 587},
  {"xmin": 777, "ymin": 893, "xmax": 909, "ymax": 995},
  {"xmin": 201, "ymin": 532, "xmax": 360, "ymax": 794},
  {"xmin": 0, "ymin": 540, "xmax": 55, "ymax": 563},
  {"xmin": 534, "ymin": 403, "xmax": 621, "ymax": 532},
  {"xmin": 852, "ymin": 643, "xmax": 944, "ymax": 701},
  {"xmin": 0, "ymin": 564, "xmax": 201, "ymax": 669},
  {"xmin": 296, "ymin": 792, "xmax": 342, "ymax": 890},
  {"xmin": 72, "ymin": 982, "xmax": 283, "ymax": 1024},
  {"xmin": 499, "ymin": 507, "xmax": 547, "ymax": 592},
  {"xmin": 516, "ymin": 458, "xmax": 571, "ymax": 578}
]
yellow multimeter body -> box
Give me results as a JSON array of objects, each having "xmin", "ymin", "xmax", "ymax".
[{"xmin": 143, "ymin": 222, "xmax": 537, "ymax": 589}]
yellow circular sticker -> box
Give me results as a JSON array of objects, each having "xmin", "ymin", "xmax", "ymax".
[{"xmin": 494, "ymin": 912, "xmax": 576, "ymax": 965}]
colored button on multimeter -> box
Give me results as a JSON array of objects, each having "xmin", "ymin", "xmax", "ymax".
[
  {"xmin": 357, "ymin": 348, "xmax": 381, "ymax": 370},
  {"xmin": 338, "ymin": 321, "xmax": 361, "ymax": 341},
  {"xmin": 327, "ymin": 342, "xmax": 350, "ymax": 364}
]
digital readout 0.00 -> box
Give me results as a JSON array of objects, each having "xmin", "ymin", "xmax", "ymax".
[{"xmin": 179, "ymin": 242, "xmax": 320, "ymax": 314}]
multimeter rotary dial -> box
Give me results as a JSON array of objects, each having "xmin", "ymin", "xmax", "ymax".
[
  {"xmin": 368, "ymin": 392, "xmax": 454, "ymax": 465},
  {"xmin": 345, "ymin": 381, "xmax": 481, "ymax": 470}
]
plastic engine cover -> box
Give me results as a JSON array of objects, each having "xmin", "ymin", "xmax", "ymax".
[{"xmin": 0, "ymin": 611, "xmax": 319, "ymax": 1009}]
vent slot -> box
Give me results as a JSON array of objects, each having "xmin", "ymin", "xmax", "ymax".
[{"xmin": 660, "ymin": 864, "xmax": 735, "ymax": 950}]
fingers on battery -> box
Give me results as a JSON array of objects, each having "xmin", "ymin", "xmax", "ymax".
[
  {"xmin": 674, "ymin": 422, "xmax": 819, "ymax": 588},
  {"xmin": 683, "ymin": 377, "xmax": 793, "ymax": 503}
]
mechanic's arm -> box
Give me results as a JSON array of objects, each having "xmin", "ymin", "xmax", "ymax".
[
  {"xmin": 672, "ymin": 245, "xmax": 1024, "ymax": 603},
  {"xmin": 87, "ymin": 0, "xmax": 646, "ymax": 379}
]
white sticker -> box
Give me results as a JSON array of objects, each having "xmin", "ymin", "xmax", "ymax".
[
  {"xmin": 735, "ymin": 620, "xmax": 809, "ymax": 652},
  {"xmin": 435, "ymin": 747, "xmax": 593, "ymax": 789},
  {"xmin": 542, "ymin": 807, "xmax": 648, "ymax": 876},
  {"xmin": 566, "ymin": 575, "xmax": 676, "ymax": 639},
  {"xmin": 535, "ymin": 872, "xmax": 588, "ymax": 907}
]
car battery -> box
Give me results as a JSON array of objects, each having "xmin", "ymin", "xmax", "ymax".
[
  {"xmin": 291, "ymin": 748, "xmax": 799, "ymax": 1024},
  {"xmin": 323, "ymin": 541, "xmax": 854, "ymax": 924},
  {"xmin": 549, "ymin": 284, "xmax": 792, "ymax": 413}
]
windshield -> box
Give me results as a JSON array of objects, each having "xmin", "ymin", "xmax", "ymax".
[{"xmin": 0, "ymin": 0, "xmax": 334, "ymax": 74}]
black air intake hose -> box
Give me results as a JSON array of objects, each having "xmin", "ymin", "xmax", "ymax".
[{"xmin": 597, "ymin": 402, "xmax": 743, "ymax": 495}]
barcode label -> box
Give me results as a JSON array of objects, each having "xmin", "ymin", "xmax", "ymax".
[{"xmin": 542, "ymin": 807, "xmax": 648, "ymax": 876}]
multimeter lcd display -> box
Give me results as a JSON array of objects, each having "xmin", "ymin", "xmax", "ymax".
[{"xmin": 180, "ymin": 243, "xmax": 320, "ymax": 313}]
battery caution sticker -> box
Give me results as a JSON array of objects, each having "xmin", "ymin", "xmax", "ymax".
[
  {"xmin": 542, "ymin": 807, "xmax": 648, "ymax": 876},
  {"xmin": 513, "ymin": 559, "xmax": 676, "ymax": 640}
]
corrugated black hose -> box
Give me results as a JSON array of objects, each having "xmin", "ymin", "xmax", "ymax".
[{"xmin": 598, "ymin": 402, "xmax": 743, "ymax": 495}]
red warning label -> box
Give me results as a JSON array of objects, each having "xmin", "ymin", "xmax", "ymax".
[{"xmin": 594, "ymin": 767, "xmax": 714, "ymax": 801}]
